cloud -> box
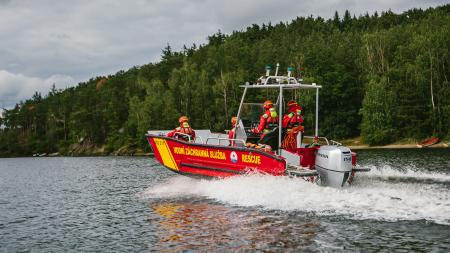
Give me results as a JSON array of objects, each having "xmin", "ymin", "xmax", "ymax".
[
  {"xmin": 0, "ymin": 70, "xmax": 75, "ymax": 108},
  {"xmin": 0, "ymin": 0, "xmax": 447, "ymax": 108}
]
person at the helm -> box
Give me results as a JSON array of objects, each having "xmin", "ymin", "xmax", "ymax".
[
  {"xmin": 167, "ymin": 116, "xmax": 196, "ymax": 141},
  {"xmin": 252, "ymin": 100, "xmax": 279, "ymax": 138}
]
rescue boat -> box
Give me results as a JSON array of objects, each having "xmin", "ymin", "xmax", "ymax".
[{"xmin": 146, "ymin": 64, "xmax": 370, "ymax": 187}]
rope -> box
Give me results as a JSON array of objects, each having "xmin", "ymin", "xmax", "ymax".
[{"xmin": 281, "ymin": 126, "xmax": 304, "ymax": 150}]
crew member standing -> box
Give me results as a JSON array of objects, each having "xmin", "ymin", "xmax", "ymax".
[
  {"xmin": 252, "ymin": 100, "xmax": 279, "ymax": 139},
  {"xmin": 280, "ymin": 100, "xmax": 304, "ymax": 149},
  {"xmin": 282, "ymin": 100, "xmax": 304, "ymax": 132},
  {"xmin": 228, "ymin": 116, "xmax": 238, "ymax": 145},
  {"xmin": 167, "ymin": 116, "xmax": 196, "ymax": 141}
]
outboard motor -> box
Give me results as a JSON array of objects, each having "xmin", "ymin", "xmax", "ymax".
[{"xmin": 315, "ymin": 146, "xmax": 353, "ymax": 187}]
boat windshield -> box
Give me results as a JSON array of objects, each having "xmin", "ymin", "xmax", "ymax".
[
  {"xmin": 240, "ymin": 103, "xmax": 264, "ymax": 130},
  {"xmin": 239, "ymin": 102, "xmax": 278, "ymax": 130}
]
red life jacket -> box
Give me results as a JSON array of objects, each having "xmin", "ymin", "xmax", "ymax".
[
  {"xmin": 283, "ymin": 106, "xmax": 303, "ymax": 130},
  {"xmin": 254, "ymin": 108, "xmax": 279, "ymax": 134},
  {"xmin": 262, "ymin": 108, "xmax": 279, "ymax": 133},
  {"xmin": 168, "ymin": 122, "xmax": 196, "ymax": 141},
  {"xmin": 177, "ymin": 126, "xmax": 194, "ymax": 136},
  {"xmin": 228, "ymin": 125, "xmax": 236, "ymax": 145}
]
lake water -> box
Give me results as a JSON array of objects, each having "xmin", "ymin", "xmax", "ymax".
[{"xmin": 1, "ymin": 149, "xmax": 449, "ymax": 252}]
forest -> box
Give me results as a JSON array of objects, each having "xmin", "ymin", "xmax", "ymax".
[{"xmin": 0, "ymin": 5, "xmax": 449, "ymax": 156}]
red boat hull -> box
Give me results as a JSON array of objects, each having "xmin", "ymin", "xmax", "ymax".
[{"xmin": 147, "ymin": 135, "xmax": 286, "ymax": 178}]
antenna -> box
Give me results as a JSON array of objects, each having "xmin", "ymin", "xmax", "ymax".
[
  {"xmin": 265, "ymin": 65, "xmax": 271, "ymax": 76},
  {"xmin": 287, "ymin": 67, "xmax": 294, "ymax": 77}
]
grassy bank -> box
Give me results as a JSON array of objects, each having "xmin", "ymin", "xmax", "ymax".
[{"xmin": 340, "ymin": 137, "xmax": 449, "ymax": 150}]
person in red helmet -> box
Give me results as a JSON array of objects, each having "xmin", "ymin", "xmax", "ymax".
[
  {"xmin": 280, "ymin": 100, "xmax": 304, "ymax": 149},
  {"xmin": 282, "ymin": 100, "xmax": 304, "ymax": 132},
  {"xmin": 228, "ymin": 116, "xmax": 238, "ymax": 145},
  {"xmin": 252, "ymin": 100, "xmax": 279, "ymax": 138},
  {"xmin": 167, "ymin": 116, "xmax": 196, "ymax": 141}
]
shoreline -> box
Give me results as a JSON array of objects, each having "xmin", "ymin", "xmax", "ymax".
[
  {"xmin": 1, "ymin": 141, "xmax": 448, "ymax": 158},
  {"xmin": 348, "ymin": 143, "xmax": 449, "ymax": 150},
  {"xmin": 340, "ymin": 137, "xmax": 449, "ymax": 150}
]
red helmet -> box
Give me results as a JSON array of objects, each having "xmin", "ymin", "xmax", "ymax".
[
  {"xmin": 288, "ymin": 100, "xmax": 297, "ymax": 107},
  {"xmin": 287, "ymin": 100, "xmax": 297, "ymax": 107},
  {"xmin": 178, "ymin": 116, "xmax": 189, "ymax": 123},
  {"xmin": 263, "ymin": 100, "xmax": 273, "ymax": 109},
  {"xmin": 231, "ymin": 116, "xmax": 237, "ymax": 125}
]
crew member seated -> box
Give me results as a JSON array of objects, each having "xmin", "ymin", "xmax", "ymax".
[
  {"xmin": 167, "ymin": 116, "xmax": 196, "ymax": 141},
  {"xmin": 228, "ymin": 116, "xmax": 237, "ymax": 145},
  {"xmin": 252, "ymin": 100, "xmax": 279, "ymax": 147}
]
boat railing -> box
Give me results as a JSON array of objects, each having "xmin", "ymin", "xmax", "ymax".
[
  {"xmin": 173, "ymin": 132, "xmax": 193, "ymax": 142},
  {"xmin": 195, "ymin": 136, "xmax": 204, "ymax": 143},
  {"xmin": 329, "ymin": 140, "xmax": 342, "ymax": 146},
  {"xmin": 173, "ymin": 133, "xmax": 205, "ymax": 143},
  {"xmin": 257, "ymin": 75, "xmax": 300, "ymax": 86},
  {"xmin": 205, "ymin": 137, "xmax": 246, "ymax": 146},
  {"xmin": 303, "ymin": 136, "xmax": 329, "ymax": 146},
  {"xmin": 302, "ymin": 136, "xmax": 342, "ymax": 146}
]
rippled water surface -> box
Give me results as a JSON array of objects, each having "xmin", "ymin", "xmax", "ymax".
[{"xmin": 1, "ymin": 149, "xmax": 449, "ymax": 252}]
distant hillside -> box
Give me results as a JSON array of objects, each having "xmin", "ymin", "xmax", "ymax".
[{"xmin": 1, "ymin": 5, "xmax": 449, "ymax": 156}]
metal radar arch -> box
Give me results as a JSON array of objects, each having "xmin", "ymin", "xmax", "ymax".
[{"xmin": 234, "ymin": 63, "xmax": 321, "ymax": 155}]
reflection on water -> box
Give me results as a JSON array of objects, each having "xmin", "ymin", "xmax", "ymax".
[
  {"xmin": 150, "ymin": 200, "xmax": 319, "ymax": 252},
  {"xmin": 1, "ymin": 152, "xmax": 449, "ymax": 252}
]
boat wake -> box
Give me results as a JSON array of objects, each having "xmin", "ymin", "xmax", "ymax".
[
  {"xmin": 360, "ymin": 164, "xmax": 450, "ymax": 185},
  {"xmin": 140, "ymin": 167, "xmax": 450, "ymax": 225}
]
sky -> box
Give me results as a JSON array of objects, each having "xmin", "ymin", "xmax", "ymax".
[{"xmin": 0, "ymin": 0, "xmax": 448, "ymax": 109}]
